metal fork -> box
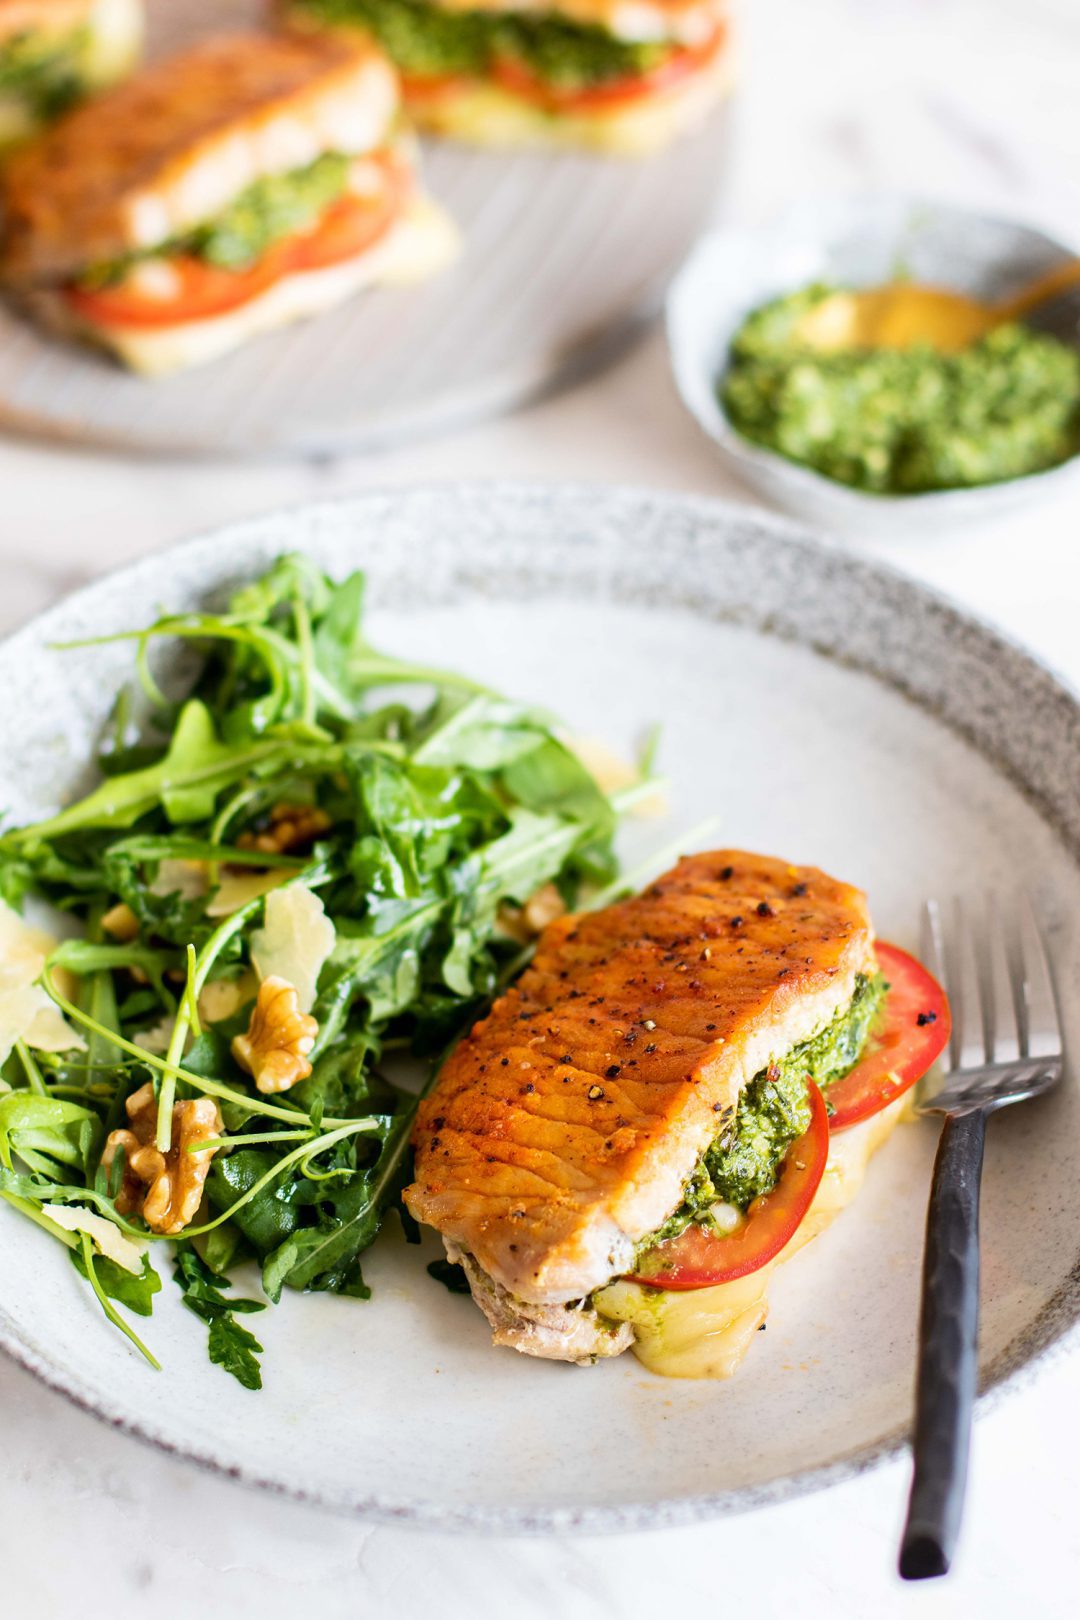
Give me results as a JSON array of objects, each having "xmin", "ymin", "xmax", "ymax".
[{"xmin": 898, "ymin": 896, "xmax": 1065, "ymax": 1580}]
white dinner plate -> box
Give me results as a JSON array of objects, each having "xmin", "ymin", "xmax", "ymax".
[
  {"xmin": 0, "ymin": 485, "xmax": 1077, "ymax": 1531},
  {"xmin": 0, "ymin": 0, "xmax": 731, "ymax": 458}
]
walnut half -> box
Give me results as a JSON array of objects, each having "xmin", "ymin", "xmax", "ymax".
[
  {"xmin": 231, "ymin": 975, "xmax": 318, "ymax": 1094},
  {"xmin": 102, "ymin": 1083, "xmax": 222, "ymax": 1236},
  {"xmin": 102, "ymin": 901, "xmax": 139, "ymax": 942},
  {"xmin": 497, "ymin": 882, "xmax": 567, "ymax": 944},
  {"xmin": 237, "ymin": 802, "xmax": 331, "ymax": 856}
]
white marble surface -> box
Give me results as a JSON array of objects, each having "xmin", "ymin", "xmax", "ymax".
[{"xmin": 2, "ymin": 0, "xmax": 1080, "ymax": 1613}]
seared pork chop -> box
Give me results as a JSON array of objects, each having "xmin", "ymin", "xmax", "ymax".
[
  {"xmin": 0, "ymin": 31, "xmax": 396, "ymax": 284},
  {"xmin": 446, "ymin": 1243, "xmax": 634, "ymax": 1364},
  {"xmin": 405, "ymin": 850, "xmax": 874, "ymax": 1305}
]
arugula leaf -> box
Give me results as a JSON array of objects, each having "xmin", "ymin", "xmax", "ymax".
[
  {"xmin": 11, "ymin": 701, "xmax": 287, "ymax": 840},
  {"xmin": 198, "ymin": 1219, "xmax": 247, "ymax": 1276},
  {"xmin": 78, "ymin": 1235, "xmax": 160, "ymax": 1369},
  {"xmin": 206, "ymin": 1148, "xmax": 306, "ymax": 1253},
  {"xmin": 0, "ymin": 553, "xmax": 634, "ymax": 1384},
  {"xmin": 412, "ymin": 694, "xmax": 553, "ymax": 771},
  {"xmin": 259, "ymin": 1110, "xmax": 411, "ymax": 1302},
  {"xmin": 311, "ymin": 569, "xmax": 367, "ymax": 701},
  {"xmin": 0, "ymin": 1093, "xmax": 101, "ymax": 1179},
  {"xmin": 81, "ymin": 922, "xmax": 127, "ymax": 1125},
  {"xmin": 71, "ymin": 1248, "xmax": 162, "ymax": 1317},
  {"xmin": 173, "ymin": 1247, "xmax": 265, "ymax": 1391},
  {"xmin": 206, "ymin": 1312, "xmax": 265, "ymax": 1389}
]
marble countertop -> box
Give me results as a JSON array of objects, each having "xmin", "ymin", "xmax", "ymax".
[{"xmin": 2, "ymin": 0, "xmax": 1080, "ymax": 1614}]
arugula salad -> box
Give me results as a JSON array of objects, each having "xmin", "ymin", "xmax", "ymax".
[{"xmin": 0, "ymin": 556, "xmax": 649, "ymax": 1388}]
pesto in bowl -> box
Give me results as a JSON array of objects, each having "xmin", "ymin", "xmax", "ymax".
[{"xmin": 720, "ymin": 283, "xmax": 1080, "ymax": 495}]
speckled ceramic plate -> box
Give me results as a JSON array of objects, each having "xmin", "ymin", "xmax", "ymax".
[
  {"xmin": 0, "ymin": 485, "xmax": 1077, "ymax": 1532},
  {"xmin": 0, "ymin": 0, "xmax": 731, "ymax": 458}
]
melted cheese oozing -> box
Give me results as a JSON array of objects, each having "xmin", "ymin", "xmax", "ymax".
[{"xmin": 593, "ymin": 1095, "xmax": 908, "ymax": 1378}]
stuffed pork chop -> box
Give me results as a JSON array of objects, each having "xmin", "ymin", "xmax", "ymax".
[
  {"xmin": 0, "ymin": 30, "xmax": 457, "ymax": 374},
  {"xmin": 405, "ymin": 850, "xmax": 950, "ymax": 1377}
]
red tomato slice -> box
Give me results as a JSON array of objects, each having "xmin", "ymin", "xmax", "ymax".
[
  {"xmin": 628, "ymin": 1080, "xmax": 830, "ymax": 1291},
  {"xmin": 490, "ymin": 26, "xmax": 726, "ymax": 113},
  {"xmin": 400, "ymin": 70, "xmax": 470, "ymax": 103},
  {"xmin": 403, "ymin": 23, "xmax": 728, "ymax": 114},
  {"xmin": 288, "ymin": 158, "xmax": 410, "ymax": 274},
  {"xmin": 826, "ymin": 941, "xmax": 951, "ymax": 1132},
  {"xmin": 64, "ymin": 249, "xmax": 289, "ymax": 330},
  {"xmin": 63, "ymin": 159, "xmax": 407, "ymax": 331}
]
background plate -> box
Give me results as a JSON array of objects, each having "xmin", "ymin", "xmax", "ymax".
[
  {"xmin": 0, "ymin": 485, "xmax": 1077, "ymax": 1531},
  {"xmin": 0, "ymin": 0, "xmax": 731, "ymax": 458}
]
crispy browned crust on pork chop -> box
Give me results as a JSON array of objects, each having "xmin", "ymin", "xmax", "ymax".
[
  {"xmin": 0, "ymin": 30, "xmax": 395, "ymax": 283},
  {"xmin": 405, "ymin": 850, "xmax": 875, "ymax": 1303}
]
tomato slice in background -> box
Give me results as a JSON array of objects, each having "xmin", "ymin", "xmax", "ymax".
[
  {"xmin": 64, "ymin": 159, "xmax": 407, "ymax": 331},
  {"xmin": 489, "ymin": 23, "xmax": 727, "ymax": 113},
  {"xmin": 826, "ymin": 941, "xmax": 951, "ymax": 1133},
  {"xmin": 402, "ymin": 24, "xmax": 726, "ymax": 113},
  {"xmin": 65, "ymin": 248, "xmax": 290, "ymax": 329},
  {"xmin": 400, "ymin": 70, "xmax": 470, "ymax": 102},
  {"xmin": 289, "ymin": 159, "xmax": 410, "ymax": 273},
  {"xmin": 628, "ymin": 1081, "xmax": 830, "ymax": 1290}
]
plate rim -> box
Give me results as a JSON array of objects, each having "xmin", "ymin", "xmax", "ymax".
[{"xmin": 0, "ymin": 480, "xmax": 1077, "ymax": 1533}]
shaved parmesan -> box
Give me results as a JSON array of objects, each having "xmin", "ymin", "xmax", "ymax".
[
  {"xmin": 206, "ymin": 866, "xmax": 295, "ymax": 919},
  {"xmin": 0, "ymin": 901, "xmax": 54, "ymax": 980},
  {"xmin": 250, "ymin": 886, "xmax": 335, "ymax": 1014},
  {"xmin": 149, "ymin": 858, "xmax": 208, "ymax": 900},
  {"xmin": 133, "ymin": 1017, "xmax": 176, "ymax": 1056},
  {"xmin": 41, "ymin": 1205, "xmax": 148, "ymax": 1275},
  {"xmin": 198, "ymin": 970, "xmax": 258, "ymax": 1025},
  {"xmin": 23, "ymin": 1000, "xmax": 88, "ymax": 1054},
  {"xmin": 0, "ymin": 900, "xmax": 85, "ymax": 1064}
]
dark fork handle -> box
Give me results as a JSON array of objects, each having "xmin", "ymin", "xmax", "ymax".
[{"xmin": 899, "ymin": 1107, "xmax": 987, "ymax": 1580}]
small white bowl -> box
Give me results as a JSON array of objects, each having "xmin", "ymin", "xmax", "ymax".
[{"xmin": 666, "ymin": 194, "xmax": 1080, "ymax": 537}]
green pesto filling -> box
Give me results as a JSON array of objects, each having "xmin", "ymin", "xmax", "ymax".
[
  {"xmin": 721, "ymin": 283, "xmax": 1080, "ymax": 495},
  {"xmin": 296, "ymin": 0, "xmax": 669, "ymax": 92},
  {"xmin": 0, "ymin": 27, "xmax": 90, "ymax": 118},
  {"xmin": 79, "ymin": 153, "xmax": 354, "ymax": 289},
  {"xmin": 638, "ymin": 973, "xmax": 886, "ymax": 1256}
]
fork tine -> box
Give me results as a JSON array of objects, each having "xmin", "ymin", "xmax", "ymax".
[
  {"xmin": 1017, "ymin": 896, "xmax": 1063, "ymax": 1060},
  {"xmin": 921, "ymin": 899, "xmax": 954, "ymax": 1073},
  {"xmin": 986, "ymin": 897, "xmax": 1021, "ymax": 1062},
  {"xmin": 953, "ymin": 898, "xmax": 988, "ymax": 1070}
]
